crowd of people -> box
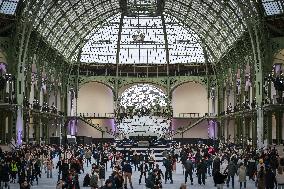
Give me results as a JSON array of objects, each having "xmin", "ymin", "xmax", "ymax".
[{"xmin": 0, "ymin": 141, "xmax": 284, "ymax": 189}]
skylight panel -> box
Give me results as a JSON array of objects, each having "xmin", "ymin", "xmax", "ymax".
[
  {"xmin": 0, "ymin": 0, "xmax": 19, "ymax": 15},
  {"xmin": 262, "ymin": 0, "xmax": 284, "ymax": 16}
]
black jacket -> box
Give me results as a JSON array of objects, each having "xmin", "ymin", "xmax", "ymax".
[{"xmin": 213, "ymin": 171, "xmax": 227, "ymax": 184}]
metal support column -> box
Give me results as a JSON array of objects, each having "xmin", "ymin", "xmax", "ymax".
[{"xmin": 276, "ymin": 111, "xmax": 283, "ymax": 144}]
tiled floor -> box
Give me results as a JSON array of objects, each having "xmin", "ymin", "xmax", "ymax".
[{"xmin": 8, "ymin": 157, "xmax": 257, "ymax": 189}]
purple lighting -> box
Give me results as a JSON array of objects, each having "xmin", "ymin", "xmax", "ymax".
[
  {"xmin": 208, "ymin": 120, "xmax": 217, "ymax": 139},
  {"xmin": 68, "ymin": 119, "xmax": 77, "ymax": 135},
  {"xmin": 0, "ymin": 63, "xmax": 7, "ymax": 74},
  {"xmin": 16, "ymin": 108, "xmax": 23, "ymax": 146}
]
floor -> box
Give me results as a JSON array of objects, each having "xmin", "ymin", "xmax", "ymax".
[{"xmin": 8, "ymin": 157, "xmax": 257, "ymax": 189}]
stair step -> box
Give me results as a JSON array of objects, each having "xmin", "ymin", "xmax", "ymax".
[{"xmin": 0, "ymin": 144, "xmax": 12, "ymax": 152}]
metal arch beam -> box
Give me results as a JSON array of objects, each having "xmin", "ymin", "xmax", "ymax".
[
  {"xmin": 61, "ymin": 11, "xmax": 120, "ymax": 56},
  {"xmin": 202, "ymin": 2, "xmax": 237, "ymax": 41},
  {"xmin": 66, "ymin": 10, "xmax": 121, "ymax": 60},
  {"xmin": 165, "ymin": 10, "xmax": 222, "ymax": 59},
  {"xmin": 42, "ymin": 1, "xmax": 87, "ymax": 45},
  {"xmin": 66, "ymin": 0, "xmax": 89, "ymax": 36},
  {"xmin": 33, "ymin": 1, "xmax": 58, "ymax": 30},
  {"xmin": 39, "ymin": 7, "xmax": 119, "ymax": 59},
  {"xmin": 161, "ymin": 13, "xmax": 170, "ymax": 75},
  {"xmin": 168, "ymin": 0, "xmax": 239, "ymax": 40},
  {"xmin": 214, "ymin": 0, "xmax": 246, "ymax": 29},
  {"xmin": 164, "ymin": 8, "xmax": 230, "ymax": 50},
  {"xmin": 37, "ymin": 0, "xmax": 118, "ymax": 46},
  {"xmin": 44, "ymin": 5, "xmax": 120, "ymax": 57},
  {"xmin": 162, "ymin": 13, "xmax": 214, "ymax": 63},
  {"xmin": 63, "ymin": 9, "xmax": 121, "ymax": 59},
  {"xmin": 26, "ymin": 0, "xmax": 250, "ymax": 63},
  {"xmin": 68, "ymin": 8, "xmax": 220, "ymax": 64},
  {"xmin": 165, "ymin": 12, "xmax": 218, "ymax": 62}
]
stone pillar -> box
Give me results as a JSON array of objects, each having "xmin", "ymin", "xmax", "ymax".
[
  {"xmin": 5, "ymin": 115, "xmax": 8, "ymax": 143},
  {"xmin": 0, "ymin": 112, "xmax": 4, "ymax": 143},
  {"xmin": 267, "ymin": 111, "xmax": 272, "ymax": 145},
  {"xmin": 67, "ymin": 91, "xmax": 71, "ymax": 116},
  {"xmin": 276, "ymin": 111, "xmax": 283, "ymax": 144},
  {"xmin": 256, "ymin": 108, "xmax": 264, "ymax": 148},
  {"xmin": 16, "ymin": 108, "xmax": 23, "ymax": 146}
]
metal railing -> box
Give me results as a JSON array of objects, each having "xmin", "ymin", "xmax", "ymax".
[
  {"xmin": 77, "ymin": 112, "xmax": 216, "ymax": 119},
  {"xmin": 173, "ymin": 113, "xmax": 202, "ymax": 118},
  {"xmin": 77, "ymin": 112, "xmax": 115, "ymax": 118}
]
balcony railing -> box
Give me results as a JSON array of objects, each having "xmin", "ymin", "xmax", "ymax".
[
  {"xmin": 77, "ymin": 112, "xmax": 217, "ymax": 119},
  {"xmin": 77, "ymin": 113, "xmax": 115, "ymax": 118}
]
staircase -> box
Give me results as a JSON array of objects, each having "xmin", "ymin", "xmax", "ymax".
[
  {"xmin": 77, "ymin": 116, "xmax": 104, "ymax": 133},
  {"xmin": 0, "ymin": 144, "xmax": 12, "ymax": 152},
  {"xmin": 77, "ymin": 116, "xmax": 118, "ymax": 136},
  {"xmin": 173, "ymin": 116, "xmax": 207, "ymax": 136},
  {"xmin": 116, "ymin": 147, "xmax": 168, "ymax": 162}
]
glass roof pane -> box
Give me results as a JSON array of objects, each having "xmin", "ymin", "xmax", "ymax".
[
  {"xmin": 81, "ymin": 14, "xmax": 121, "ymax": 64},
  {"xmin": 25, "ymin": 0, "xmax": 249, "ymax": 62},
  {"xmin": 165, "ymin": 15, "xmax": 205, "ymax": 63},
  {"xmin": 262, "ymin": 0, "xmax": 283, "ymax": 15},
  {"xmin": 81, "ymin": 13, "xmax": 205, "ymax": 64},
  {"xmin": 0, "ymin": 0, "xmax": 19, "ymax": 15},
  {"xmin": 120, "ymin": 16, "xmax": 166, "ymax": 64}
]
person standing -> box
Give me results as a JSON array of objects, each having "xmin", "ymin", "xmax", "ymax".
[
  {"xmin": 122, "ymin": 161, "xmax": 133, "ymax": 189},
  {"xmin": 133, "ymin": 152, "xmax": 140, "ymax": 171},
  {"xmin": 99, "ymin": 163, "xmax": 106, "ymax": 187},
  {"xmin": 163, "ymin": 156, "xmax": 173, "ymax": 184},
  {"xmin": 46, "ymin": 158, "xmax": 54, "ymax": 178},
  {"xmin": 184, "ymin": 157, "xmax": 194, "ymax": 185},
  {"xmin": 265, "ymin": 166, "xmax": 277, "ymax": 189},
  {"xmin": 1, "ymin": 161, "xmax": 10, "ymax": 189},
  {"xmin": 238, "ymin": 163, "xmax": 247, "ymax": 189},
  {"xmin": 276, "ymin": 166, "xmax": 284, "ymax": 189},
  {"xmin": 153, "ymin": 164, "xmax": 164, "ymax": 187},
  {"xmin": 90, "ymin": 170, "xmax": 99, "ymax": 189},
  {"xmin": 213, "ymin": 170, "xmax": 227, "ymax": 189},
  {"xmin": 10, "ymin": 160, "xmax": 18, "ymax": 183},
  {"xmin": 138, "ymin": 161, "xmax": 148, "ymax": 184},
  {"xmin": 85, "ymin": 148, "xmax": 92, "ymax": 167},
  {"xmin": 225, "ymin": 159, "xmax": 237, "ymax": 188},
  {"xmin": 100, "ymin": 179, "xmax": 113, "ymax": 189},
  {"xmin": 196, "ymin": 158, "xmax": 207, "ymax": 185},
  {"xmin": 257, "ymin": 166, "xmax": 265, "ymax": 189}
]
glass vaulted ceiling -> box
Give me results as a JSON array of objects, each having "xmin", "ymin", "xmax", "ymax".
[
  {"xmin": 81, "ymin": 14, "xmax": 205, "ymax": 64},
  {"xmin": 0, "ymin": 0, "xmax": 19, "ymax": 15},
  {"xmin": 24, "ymin": 0, "xmax": 252, "ymax": 63},
  {"xmin": 262, "ymin": 0, "xmax": 284, "ymax": 16}
]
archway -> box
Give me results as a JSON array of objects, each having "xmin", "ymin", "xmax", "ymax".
[
  {"xmin": 77, "ymin": 82, "xmax": 114, "ymax": 116},
  {"xmin": 171, "ymin": 82, "xmax": 208, "ymax": 117},
  {"xmin": 117, "ymin": 83, "xmax": 170, "ymax": 138}
]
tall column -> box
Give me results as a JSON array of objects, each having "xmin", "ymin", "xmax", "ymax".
[
  {"xmin": 0, "ymin": 112, "xmax": 4, "ymax": 143},
  {"xmin": 276, "ymin": 111, "xmax": 283, "ymax": 144},
  {"xmin": 267, "ymin": 111, "xmax": 272, "ymax": 144},
  {"xmin": 256, "ymin": 108, "xmax": 264, "ymax": 148}
]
